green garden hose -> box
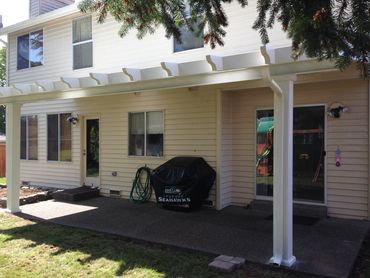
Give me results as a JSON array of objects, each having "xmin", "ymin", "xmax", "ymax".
[{"xmin": 130, "ymin": 166, "xmax": 152, "ymax": 203}]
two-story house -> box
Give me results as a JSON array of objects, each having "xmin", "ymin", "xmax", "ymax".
[{"xmin": 0, "ymin": 0, "xmax": 369, "ymax": 266}]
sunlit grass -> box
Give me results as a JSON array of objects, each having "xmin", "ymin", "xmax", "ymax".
[{"xmin": 0, "ymin": 213, "xmax": 244, "ymax": 278}]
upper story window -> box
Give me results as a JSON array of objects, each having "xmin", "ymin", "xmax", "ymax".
[
  {"xmin": 129, "ymin": 111, "xmax": 164, "ymax": 157},
  {"xmin": 20, "ymin": 115, "xmax": 38, "ymax": 160},
  {"xmin": 174, "ymin": 2, "xmax": 204, "ymax": 52},
  {"xmin": 73, "ymin": 16, "xmax": 93, "ymax": 70},
  {"xmin": 47, "ymin": 113, "xmax": 72, "ymax": 162},
  {"xmin": 17, "ymin": 30, "xmax": 43, "ymax": 70}
]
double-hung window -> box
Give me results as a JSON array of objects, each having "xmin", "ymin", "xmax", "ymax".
[
  {"xmin": 47, "ymin": 113, "xmax": 72, "ymax": 162},
  {"xmin": 174, "ymin": 2, "xmax": 203, "ymax": 52},
  {"xmin": 20, "ymin": 115, "xmax": 38, "ymax": 160},
  {"xmin": 72, "ymin": 16, "xmax": 93, "ymax": 69},
  {"xmin": 17, "ymin": 30, "xmax": 43, "ymax": 70},
  {"xmin": 129, "ymin": 111, "xmax": 164, "ymax": 157}
]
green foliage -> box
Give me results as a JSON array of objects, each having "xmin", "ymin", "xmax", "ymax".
[
  {"xmin": 253, "ymin": 0, "xmax": 370, "ymax": 78},
  {"xmin": 79, "ymin": 0, "xmax": 370, "ymax": 78},
  {"xmin": 0, "ymin": 47, "xmax": 5, "ymax": 87},
  {"xmin": 78, "ymin": 0, "xmax": 247, "ymax": 48}
]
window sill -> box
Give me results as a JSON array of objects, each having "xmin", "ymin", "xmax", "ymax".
[
  {"xmin": 46, "ymin": 160, "xmax": 73, "ymax": 164},
  {"xmin": 16, "ymin": 64, "xmax": 44, "ymax": 72},
  {"xmin": 127, "ymin": 155, "xmax": 165, "ymax": 160},
  {"xmin": 173, "ymin": 45, "xmax": 205, "ymax": 55}
]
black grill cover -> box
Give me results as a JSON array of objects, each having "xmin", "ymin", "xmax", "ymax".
[{"xmin": 151, "ymin": 157, "xmax": 216, "ymax": 207}]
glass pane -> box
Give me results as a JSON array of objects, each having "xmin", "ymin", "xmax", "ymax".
[
  {"xmin": 17, "ymin": 34, "xmax": 29, "ymax": 70},
  {"xmin": 73, "ymin": 42, "xmax": 93, "ymax": 69},
  {"xmin": 28, "ymin": 115, "xmax": 38, "ymax": 160},
  {"xmin": 73, "ymin": 16, "xmax": 92, "ymax": 43},
  {"xmin": 30, "ymin": 30, "xmax": 43, "ymax": 67},
  {"xmin": 20, "ymin": 116, "xmax": 27, "ymax": 159},
  {"xmin": 47, "ymin": 114, "xmax": 58, "ymax": 161},
  {"xmin": 293, "ymin": 106, "xmax": 325, "ymax": 203},
  {"xmin": 129, "ymin": 113, "xmax": 144, "ymax": 156},
  {"xmin": 146, "ymin": 111, "xmax": 163, "ymax": 157},
  {"xmin": 174, "ymin": 21, "xmax": 204, "ymax": 52},
  {"xmin": 255, "ymin": 107, "xmax": 325, "ymax": 203},
  {"xmin": 60, "ymin": 113, "xmax": 72, "ymax": 162},
  {"xmin": 256, "ymin": 110, "xmax": 274, "ymax": 197},
  {"xmin": 86, "ymin": 119, "xmax": 99, "ymax": 177}
]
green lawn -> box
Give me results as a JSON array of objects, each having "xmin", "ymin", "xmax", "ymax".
[
  {"xmin": 0, "ymin": 213, "xmax": 319, "ymax": 278},
  {"xmin": 0, "ymin": 177, "xmax": 6, "ymax": 186}
]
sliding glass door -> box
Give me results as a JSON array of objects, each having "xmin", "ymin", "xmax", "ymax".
[{"xmin": 256, "ymin": 106, "xmax": 325, "ymax": 203}]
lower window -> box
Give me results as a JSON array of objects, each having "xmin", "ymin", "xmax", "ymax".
[
  {"xmin": 47, "ymin": 113, "xmax": 72, "ymax": 161},
  {"xmin": 256, "ymin": 106, "xmax": 325, "ymax": 203},
  {"xmin": 20, "ymin": 115, "xmax": 38, "ymax": 160},
  {"xmin": 129, "ymin": 111, "xmax": 163, "ymax": 157}
]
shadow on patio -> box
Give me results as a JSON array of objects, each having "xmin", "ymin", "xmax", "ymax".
[{"xmin": 12, "ymin": 197, "xmax": 370, "ymax": 278}]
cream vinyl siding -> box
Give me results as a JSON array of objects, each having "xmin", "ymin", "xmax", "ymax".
[
  {"xmin": 219, "ymin": 92, "xmax": 233, "ymax": 208},
  {"xmin": 8, "ymin": 1, "xmax": 290, "ymax": 85},
  {"xmin": 20, "ymin": 88, "xmax": 217, "ymax": 203},
  {"xmin": 225, "ymin": 79, "xmax": 369, "ymax": 219},
  {"xmin": 29, "ymin": 0, "xmax": 75, "ymax": 18}
]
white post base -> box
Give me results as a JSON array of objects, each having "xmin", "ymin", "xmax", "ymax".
[
  {"xmin": 4, "ymin": 208, "xmax": 21, "ymax": 214},
  {"xmin": 270, "ymin": 255, "xmax": 296, "ymax": 267}
]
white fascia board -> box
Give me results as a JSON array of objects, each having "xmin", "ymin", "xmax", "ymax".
[
  {"xmin": 0, "ymin": 3, "xmax": 80, "ymax": 36},
  {"xmin": 0, "ymin": 58, "xmax": 338, "ymax": 104},
  {"xmin": 0, "ymin": 67, "xmax": 264, "ymax": 104}
]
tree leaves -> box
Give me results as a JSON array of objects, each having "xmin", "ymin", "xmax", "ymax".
[{"xmin": 79, "ymin": 0, "xmax": 370, "ymax": 78}]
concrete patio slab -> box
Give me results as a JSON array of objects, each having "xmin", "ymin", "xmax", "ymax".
[{"xmin": 17, "ymin": 197, "xmax": 370, "ymax": 278}]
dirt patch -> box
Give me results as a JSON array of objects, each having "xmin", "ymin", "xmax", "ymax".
[{"xmin": 0, "ymin": 186, "xmax": 54, "ymax": 208}]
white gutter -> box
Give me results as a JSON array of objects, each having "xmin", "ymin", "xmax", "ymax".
[{"xmin": 0, "ymin": 3, "xmax": 80, "ymax": 36}]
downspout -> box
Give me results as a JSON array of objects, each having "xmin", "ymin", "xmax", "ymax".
[
  {"xmin": 260, "ymin": 46, "xmax": 283, "ymax": 266},
  {"xmin": 260, "ymin": 46, "xmax": 283, "ymax": 95}
]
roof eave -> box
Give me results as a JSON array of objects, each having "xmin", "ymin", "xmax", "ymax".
[{"xmin": 0, "ymin": 3, "xmax": 81, "ymax": 36}]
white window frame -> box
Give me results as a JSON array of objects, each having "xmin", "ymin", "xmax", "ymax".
[
  {"xmin": 16, "ymin": 29, "xmax": 44, "ymax": 70},
  {"xmin": 72, "ymin": 15, "xmax": 93, "ymax": 70},
  {"xmin": 128, "ymin": 110, "xmax": 164, "ymax": 157},
  {"xmin": 20, "ymin": 115, "xmax": 38, "ymax": 160},
  {"xmin": 47, "ymin": 113, "xmax": 72, "ymax": 162}
]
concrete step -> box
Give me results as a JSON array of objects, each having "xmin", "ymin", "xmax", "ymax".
[{"xmin": 53, "ymin": 186, "xmax": 100, "ymax": 202}]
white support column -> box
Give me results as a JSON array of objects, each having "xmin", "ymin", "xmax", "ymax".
[
  {"xmin": 270, "ymin": 76, "xmax": 296, "ymax": 267},
  {"xmin": 6, "ymin": 103, "xmax": 21, "ymax": 213}
]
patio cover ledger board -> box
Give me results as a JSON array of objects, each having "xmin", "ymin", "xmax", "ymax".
[{"xmin": 3, "ymin": 46, "xmax": 339, "ymax": 267}]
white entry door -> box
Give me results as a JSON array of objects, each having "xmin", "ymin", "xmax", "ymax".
[{"xmin": 84, "ymin": 117, "xmax": 100, "ymax": 187}]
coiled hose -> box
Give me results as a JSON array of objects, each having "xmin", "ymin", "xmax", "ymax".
[{"xmin": 130, "ymin": 166, "xmax": 152, "ymax": 203}]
